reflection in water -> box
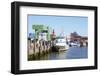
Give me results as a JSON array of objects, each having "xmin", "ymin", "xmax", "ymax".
[{"xmin": 29, "ymin": 47, "xmax": 88, "ymax": 61}]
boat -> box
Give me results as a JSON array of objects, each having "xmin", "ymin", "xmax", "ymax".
[
  {"xmin": 69, "ymin": 42, "xmax": 80, "ymax": 47},
  {"xmin": 54, "ymin": 37, "xmax": 69, "ymax": 51}
]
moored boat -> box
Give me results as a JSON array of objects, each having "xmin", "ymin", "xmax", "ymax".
[{"xmin": 54, "ymin": 37, "xmax": 69, "ymax": 51}]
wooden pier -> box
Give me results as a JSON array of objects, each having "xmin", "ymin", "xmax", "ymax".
[{"xmin": 28, "ymin": 39, "xmax": 52, "ymax": 60}]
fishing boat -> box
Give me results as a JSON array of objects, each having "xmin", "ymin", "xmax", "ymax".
[{"xmin": 54, "ymin": 37, "xmax": 69, "ymax": 51}]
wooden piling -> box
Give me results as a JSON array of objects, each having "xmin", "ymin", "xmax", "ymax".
[{"xmin": 28, "ymin": 39, "xmax": 52, "ymax": 60}]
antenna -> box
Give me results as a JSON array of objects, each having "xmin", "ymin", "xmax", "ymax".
[{"xmin": 60, "ymin": 26, "xmax": 65, "ymax": 37}]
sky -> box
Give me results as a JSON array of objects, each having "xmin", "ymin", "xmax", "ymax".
[{"xmin": 28, "ymin": 15, "xmax": 88, "ymax": 37}]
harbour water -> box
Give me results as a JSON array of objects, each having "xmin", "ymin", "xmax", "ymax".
[{"xmin": 30, "ymin": 47, "xmax": 88, "ymax": 60}]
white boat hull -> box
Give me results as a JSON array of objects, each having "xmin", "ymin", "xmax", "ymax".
[{"xmin": 55, "ymin": 43, "xmax": 69, "ymax": 51}]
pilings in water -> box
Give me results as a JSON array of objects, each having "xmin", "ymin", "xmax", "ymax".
[
  {"xmin": 80, "ymin": 40, "xmax": 88, "ymax": 47},
  {"xmin": 28, "ymin": 39, "xmax": 52, "ymax": 60}
]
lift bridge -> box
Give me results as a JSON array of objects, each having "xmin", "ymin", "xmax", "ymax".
[{"xmin": 32, "ymin": 25, "xmax": 51, "ymax": 41}]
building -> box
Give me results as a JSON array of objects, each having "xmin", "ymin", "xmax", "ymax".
[
  {"xmin": 70, "ymin": 32, "xmax": 88, "ymax": 46},
  {"xmin": 51, "ymin": 29, "xmax": 56, "ymax": 40}
]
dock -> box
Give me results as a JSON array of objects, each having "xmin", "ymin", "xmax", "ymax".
[{"xmin": 28, "ymin": 39, "xmax": 52, "ymax": 60}]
